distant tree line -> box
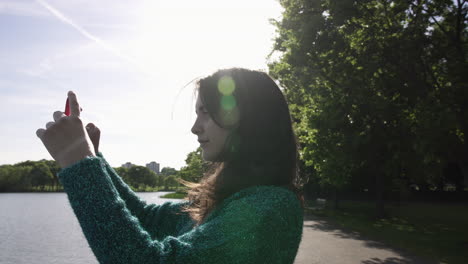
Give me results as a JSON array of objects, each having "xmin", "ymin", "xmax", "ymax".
[
  {"xmin": 269, "ymin": 0, "xmax": 467, "ymax": 216},
  {"xmin": 0, "ymin": 149, "xmax": 206, "ymax": 192},
  {"xmin": 0, "ymin": 160, "xmax": 60, "ymax": 192}
]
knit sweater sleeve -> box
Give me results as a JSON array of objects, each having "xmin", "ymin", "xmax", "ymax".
[
  {"xmin": 58, "ymin": 156, "xmax": 303, "ymax": 264},
  {"xmin": 95, "ymin": 152, "xmax": 190, "ymax": 240}
]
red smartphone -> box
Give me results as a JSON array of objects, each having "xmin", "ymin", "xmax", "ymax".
[
  {"xmin": 65, "ymin": 98, "xmax": 82, "ymax": 116},
  {"xmin": 65, "ymin": 98, "xmax": 71, "ymax": 116}
]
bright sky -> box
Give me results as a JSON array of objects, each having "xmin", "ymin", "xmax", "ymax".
[{"xmin": 0, "ymin": 0, "xmax": 283, "ymax": 169}]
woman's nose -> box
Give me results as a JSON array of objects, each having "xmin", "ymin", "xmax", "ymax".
[{"xmin": 191, "ymin": 118, "xmax": 202, "ymax": 135}]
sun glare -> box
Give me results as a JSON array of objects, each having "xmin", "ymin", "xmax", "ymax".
[
  {"xmin": 0, "ymin": 0, "xmax": 282, "ymax": 169},
  {"xmin": 125, "ymin": 0, "xmax": 282, "ymax": 78}
]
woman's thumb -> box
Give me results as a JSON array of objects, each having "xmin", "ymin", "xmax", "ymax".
[
  {"xmin": 86, "ymin": 123, "xmax": 100, "ymax": 137},
  {"xmin": 86, "ymin": 123, "xmax": 95, "ymax": 131}
]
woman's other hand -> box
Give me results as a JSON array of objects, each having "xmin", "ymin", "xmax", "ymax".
[
  {"xmin": 85, "ymin": 123, "xmax": 101, "ymax": 154},
  {"xmin": 36, "ymin": 91, "xmax": 96, "ymax": 168}
]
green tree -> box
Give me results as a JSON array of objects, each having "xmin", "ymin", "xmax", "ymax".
[
  {"xmin": 0, "ymin": 160, "xmax": 60, "ymax": 192},
  {"xmin": 29, "ymin": 162, "xmax": 54, "ymax": 190},
  {"xmin": 178, "ymin": 147, "xmax": 209, "ymax": 183},
  {"xmin": 0, "ymin": 165, "xmax": 33, "ymax": 191},
  {"xmin": 160, "ymin": 167, "xmax": 178, "ymax": 177},
  {"xmin": 43, "ymin": 159, "xmax": 60, "ymax": 190},
  {"xmin": 127, "ymin": 166, "xmax": 157, "ymax": 187},
  {"xmin": 0, "ymin": 165, "xmax": 16, "ymax": 191},
  {"xmin": 270, "ymin": 0, "xmax": 467, "ymax": 217},
  {"xmin": 164, "ymin": 175, "xmax": 178, "ymax": 190},
  {"xmin": 154, "ymin": 174, "xmax": 162, "ymax": 188},
  {"xmin": 114, "ymin": 167, "xmax": 138, "ymax": 189}
]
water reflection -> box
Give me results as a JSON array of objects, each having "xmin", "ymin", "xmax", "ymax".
[{"xmin": 0, "ymin": 192, "xmax": 179, "ymax": 264}]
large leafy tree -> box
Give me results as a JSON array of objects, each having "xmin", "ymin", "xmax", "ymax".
[
  {"xmin": 29, "ymin": 162, "xmax": 54, "ymax": 190},
  {"xmin": 164, "ymin": 175, "xmax": 179, "ymax": 190},
  {"xmin": 1, "ymin": 160, "xmax": 57, "ymax": 191},
  {"xmin": 178, "ymin": 147, "xmax": 209, "ymax": 183},
  {"xmin": 160, "ymin": 167, "xmax": 178, "ymax": 177},
  {"xmin": 127, "ymin": 166, "xmax": 158, "ymax": 187},
  {"xmin": 270, "ymin": 0, "xmax": 467, "ymax": 216},
  {"xmin": 0, "ymin": 165, "xmax": 33, "ymax": 191},
  {"xmin": 42, "ymin": 159, "xmax": 61, "ymax": 190}
]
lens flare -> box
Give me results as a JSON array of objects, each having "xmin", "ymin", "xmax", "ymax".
[
  {"xmin": 217, "ymin": 76, "xmax": 235, "ymax": 95},
  {"xmin": 217, "ymin": 76, "xmax": 239, "ymax": 127},
  {"xmin": 221, "ymin": 95, "xmax": 236, "ymax": 110},
  {"xmin": 219, "ymin": 107, "xmax": 240, "ymax": 127}
]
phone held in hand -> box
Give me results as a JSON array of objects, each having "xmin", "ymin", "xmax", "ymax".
[
  {"xmin": 65, "ymin": 98, "xmax": 83, "ymax": 116},
  {"xmin": 65, "ymin": 98, "xmax": 71, "ymax": 116}
]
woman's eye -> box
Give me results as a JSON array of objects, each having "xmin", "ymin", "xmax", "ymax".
[{"xmin": 196, "ymin": 110, "xmax": 208, "ymax": 116}]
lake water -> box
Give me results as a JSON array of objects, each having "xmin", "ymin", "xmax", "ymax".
[{"xmin": 0, "ymin": 192, "xmax": 181, "ymax": 264}]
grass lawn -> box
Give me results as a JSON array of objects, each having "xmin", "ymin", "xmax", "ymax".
[{"xmin": 307, "ymin": 200, "xmax": 468, "ymax": 264}]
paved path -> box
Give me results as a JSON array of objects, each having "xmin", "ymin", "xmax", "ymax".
[{"xmin": 294, "ymin": 213, "xmax": 439, "ymax": 264}]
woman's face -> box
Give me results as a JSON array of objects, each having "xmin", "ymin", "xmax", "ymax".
[{"xmin": 191, "ymin": 96, "xmax": 230, "ymax": 161}]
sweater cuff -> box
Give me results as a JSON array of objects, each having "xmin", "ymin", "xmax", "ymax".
[{"xmin": 58, "ymin": 156, "xmax": 108, "ymax": 191}]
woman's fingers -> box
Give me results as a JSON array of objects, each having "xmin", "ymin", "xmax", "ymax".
[
  {"xmin": 54, "ymin": 111, "xmax": 65, "ymax": 122},
  {"xmin": 36, "ymin": 128, "xmax": 46, "ymax": 138},
  {"xmin": 46, "ymin": 121, "xmax": 55, "ymax": 129},
  {"xmin": 68, "ymin": 91, "xmax": 81, "ymax": 117},
  {"xmin": 35, "ymin": 91, "xmax": 96, "ymax": 168},
  {"xmin": 41, "ymin": 111, "xmax": 66, "ymax": 131},
  {"xmin": 36, "ymin": 93, "xmax": 80, "ymax": 139}
]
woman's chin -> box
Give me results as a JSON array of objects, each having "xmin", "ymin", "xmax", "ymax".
[{"xmin": 202, "ymin": 150, "xmax": 220, "ymax": 162}]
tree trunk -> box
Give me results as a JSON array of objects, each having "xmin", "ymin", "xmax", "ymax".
[
  {"xmin": 333, "ymin": 188, "xmax": 339, "ymax": 210},
  {"xmin": 375, "ymin": 172, "xmax": 386, "ymax": 219},
  {"xmin": 456, "ymin": 155, "xmax": 468, "ymax": 192}
]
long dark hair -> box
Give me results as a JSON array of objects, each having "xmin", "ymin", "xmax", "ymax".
[{"xmin": 179, "ymin": 68, "xmax": 305, "ymax": 225}]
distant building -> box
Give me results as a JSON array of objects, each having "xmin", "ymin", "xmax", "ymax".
[
  {"xmin": 121, "ymin": 162, "xmax": 135, "ymax": 169},
  {"xmin": 146, "ymin": 161, "xmax": 160, "ymax": 174}
]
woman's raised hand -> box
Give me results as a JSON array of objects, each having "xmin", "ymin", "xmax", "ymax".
[{"xmin": 36, "ymin": 91, "xmax": 96, "ymax": 168}]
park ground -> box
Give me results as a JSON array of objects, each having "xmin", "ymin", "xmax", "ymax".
[{"xmin": 294, "ymin": 200, "xmax": 468, "ymax": 264}]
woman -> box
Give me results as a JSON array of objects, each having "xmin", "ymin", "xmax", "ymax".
[{"xmin": 36, "ymin": 68, "xmax": 305, "ymax": 264}]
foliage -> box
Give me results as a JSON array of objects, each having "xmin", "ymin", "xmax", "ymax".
[
  {"xmin": 160, "ymin": 191, "xmax": 187, "ymax": 199},
  {"xmin": 178, "ymin": 147, "xmax": 209, "ymax": 183},
  {"xmin": 128, "ymin": 166, "xmax": 158, "ymax": 186},
  {"xmin": 164, "ymin": 175, "xmax": 179, "ymax": 190},
  {"xmin": 269, "ymin": 0, "xmax": 467, "ymax": 213},
  {"xmin": 114, "ymin": 166, "xmax": 162, "ymax": 191},
  {"xmin": 0, "ymin": 160, "xmax": 58, "ymax": 192},
  {"xmin": 160, "ymin": 167, "xmax": 178, "ymax": 177},
  {"xmin": 1, "ymin": 144, "xmax": 212, "ymax": 192}
]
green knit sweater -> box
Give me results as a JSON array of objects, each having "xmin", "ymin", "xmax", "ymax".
[{"xmin": 57, "ymin": 153, "xmax": 303, "ymax": 264}]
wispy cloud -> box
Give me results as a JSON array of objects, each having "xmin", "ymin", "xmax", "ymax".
[
  {"xmin": 0, "ymin": 0, "xmax": 49, "ymax": 17},
  {"xmin": 35, "ymin": 0, "xmax": 150, "ymax": 76},
  {"xmin": 19, "ymin": 58, "xmax": 53, "ymax": 77}
]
